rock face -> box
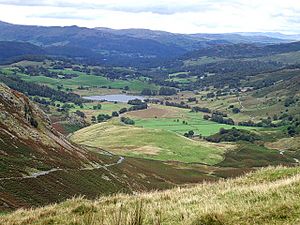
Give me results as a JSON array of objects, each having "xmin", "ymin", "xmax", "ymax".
[{"xmin": 0, "ymin": 83, "xmax": 99, "ymax": 178}]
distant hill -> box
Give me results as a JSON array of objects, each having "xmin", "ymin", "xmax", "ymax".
[
  {"xmin": 183, "ymin": 41, "xmax": 300, "ymax": 59},
  {"xmin": 0, "ymin": 21, "xmax": 293, "ymax": 66},
  {"xmin": 0, "ymin": 41, "xmax": 46, "ymax": 64},
  {"xmin": 236, "ymin": 32, "xmax": 300, "ymax": 41},
  {"xmin": 97, "ymin": 27, "xmax": 291, "ymax": 47},
  {"xmin": 0, "ymin": 21, "xmax": 186, "ymax": 64}
]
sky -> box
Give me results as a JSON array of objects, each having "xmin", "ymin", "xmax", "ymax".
[{"xmin": 0, "ymin": 0, "xmax": 300, "ymax": 34}]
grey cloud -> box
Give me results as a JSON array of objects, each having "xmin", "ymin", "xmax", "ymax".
[
  {"xmin": 0, "ymin": 0, "xmax": 242, "ymax": 15},
  {"xmin": 28, "ymin": 12, "xmax": 95, "ymax": 20}
]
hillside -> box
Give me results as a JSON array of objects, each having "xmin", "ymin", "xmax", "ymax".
[
  {"xmin": 0, "ymin": 83, "xmax": 99, "ymax": 177},
  {"xmin": 0, "ymin": 41, "xmax": 46, "ymax": 64},
  {"xmin": 183, "ymin": 41, "xmax": 300, "ymax": 59},
  {"xmin": 0, "ymin": 21, "xmax": 293, "ymax": 67},
  {"xmin": 0, "ymin": 21, "xmax": 186, "ymax": 65},
  {"xmin": 1, "ymin": 83, "xmax": 244, "ymax": 211},
  {"xmin": 1, "ymin": 166, "xmax": 300, "ymax": 224}
]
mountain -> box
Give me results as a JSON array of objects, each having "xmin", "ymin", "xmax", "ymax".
[
  {"xmin": 0, "ymin": 21, "xmax": 293, "ymax": 67},
  {"xmin": 0, "ymin": 21, "xmax": 186, "ymax": 63},
  {"xmin": 0, "ymin": 41, "xmax": 46, "ymax": 64},
  {"xmin": 189, "ymin": 33, "xmax": 292, "ymax": 44},
  {"xmin": 96, "ymin": 27, "xmax": 214, "ymax": 50},
  {"xmin": 236, "ymin": 32, "xmax": 300, "ymax": 41},
  {"xmin": 97, "ymin": 27, "xmax": 290, "ymax": 50},
  {"xmin": 182, "ymin": 41, "xmax": 300, "ymax": 59}
]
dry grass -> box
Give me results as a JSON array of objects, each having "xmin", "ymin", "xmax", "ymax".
[
  {"xmin": 126, "ymin": 105, "xmax": 179, "ymax": 119},
  {"xmin": 1, "ymin": 166, "xmax": 300, "ymax": 225},
  {"xmin": 265, "ymin": 137, "xmax": 300, "ymax": 151}
]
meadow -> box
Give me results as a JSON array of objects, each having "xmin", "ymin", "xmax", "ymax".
[
  {"xmin": 1, "ymin": 67, "xmax": 159, "ymax": 92},
  {"xmin": 70, "ymin": 119, "xmax": 234, "ymax": 164},
  {"xmin": 128, "ymin": 105, "xmax": 259, "ymax": 136}
]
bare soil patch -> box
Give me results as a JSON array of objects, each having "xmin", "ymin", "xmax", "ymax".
[{"xmin": 126, "ymin": 106, "xmax": 178, "ymax": 118}]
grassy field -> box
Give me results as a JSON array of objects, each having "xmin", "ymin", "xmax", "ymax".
[
  {"xmin": 2, "ymin": 166, "xmax": 300, "ymax": 225},
  {"xmin": 183, "ymin": 56, "xmax": 226, "ymax": 66},
  {"xmin": 70, "ymin": 101, "xmax": 130, "ymax": 121},
  {"xmin": 70, "ymin": 119, "xmax": 234, "ymax": 164},
  {"xmin": 1, "ymin": 67, "xmax": 158, "ymax": 92},
  {"xmin": 127, "ymin": 105, "xmax": 259, "ymax": 136}
]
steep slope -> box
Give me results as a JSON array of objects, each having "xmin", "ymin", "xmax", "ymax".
[
  {"xmin": 0, "ymin": 83, "xmax": 100, "ymax": 178},
  {"xmin": 1, "ymin": 166, "xmax": 299, "ymax": 225}
]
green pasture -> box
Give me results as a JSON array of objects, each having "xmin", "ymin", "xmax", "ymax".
[{"xmin": 71, "ymin": 120, "xmax": 230, "ymax": 164}]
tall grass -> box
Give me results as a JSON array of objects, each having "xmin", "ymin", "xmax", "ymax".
[{"xmin": 1, "ymin": 166, "xmax": 300, "ymax": 225}]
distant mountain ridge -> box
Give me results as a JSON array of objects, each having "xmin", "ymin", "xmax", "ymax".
[
  {"xmin": 182, "ymin": 41, "xmax": 300, "ymax": 59},
  {"xmin": 0, "ymin": 20, "xmax": 298, "ymax": 66},
  {"xmin": 236, "ymin": 32, "xmax": 300, "ymax": 41}
]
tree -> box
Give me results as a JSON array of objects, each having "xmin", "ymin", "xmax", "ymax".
[
  {"xmin": 184, "ymin": 130, "xmax": 194, "ymax": 138},
  {"xmin": 141, "ymin": 88, "xmax": 156, "ymax": 96},
  {"xmin": 75, "ymin": 110, "xmax": 85, "ymax": 118},
  {"xmin": 232, "ymin": 108, "xmax": 241, "ymax": 114},
  {"xmin": 120, "ymin": 117, "xmax": 135, "ymax": 125},
  {"xmin": 97, "ymin": 114, "xmax": 111, "ymax": 123},
  {"xmin": 158, "ymin": 87, "xmax": 177, "ymax": 96},
  {"xmin": 93, "ymin": 104, "xmax": 102, "ymax": 110},
  {"xmin": 112, "ymin": 111, "xmax": 119, "ymax": 117},
  {"xmin": 119, "ymin": 107, "xmax": 128, "ymax": 114}
]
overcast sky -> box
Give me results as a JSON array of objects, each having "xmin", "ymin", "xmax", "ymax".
[{"xmin": 0, "ymin": 0, "xmax": 299, "ymax": 34}]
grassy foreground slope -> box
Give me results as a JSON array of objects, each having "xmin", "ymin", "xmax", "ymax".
[
  {"xmin": 71, "ymin": 120, "xmax": 233, "ymax": 164},
  {"xmin": 1, "ymin": 166, "xmax": 300, "ymax": 225}
]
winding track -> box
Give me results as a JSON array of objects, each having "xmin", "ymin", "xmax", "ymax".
[
  {"xmin": 237, "ymin": 96, "xmax": 255, "ymax": 120},
  {"xmin": 0, "ymin": 148, "xmax": 124, "ymax": 181}
]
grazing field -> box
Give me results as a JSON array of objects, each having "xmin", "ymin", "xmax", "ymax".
[
  {"xmin": 183, "ymin": 56, "xmax": 226, "ymax": 66},
  {"xmin": 2, "ymin": 67, "xmax": 158, "ymax": 92},
  {"xmin": 127, "ymin": 105, "xmax": 259, "ymax": 136},
  {"xmin": 70, "ymin": 101, "xmax": 130, "ymax": 121},
  {"xmin": 2, "ymin": 166, "xmax": 300, "ymax": 225},
  {"xmin": 71, "ymin": 120, "xmax": 234, "ymax": 164}
]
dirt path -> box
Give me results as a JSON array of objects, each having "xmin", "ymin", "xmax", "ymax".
[
  {"xmin": 237, "ymin": 96, "xmax": 255, "ymax": 120},
  {"xmin": 0, "ymin": 149, "xmax": 124, "ymax": 181},
  {"xmin": 237, "ymin": 96, "xmax": 244, "ymax": 110}
]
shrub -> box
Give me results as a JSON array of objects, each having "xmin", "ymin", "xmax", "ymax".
[{"xmin": 120, "ymin": 117, "xmax": 135, "ymax": 125}]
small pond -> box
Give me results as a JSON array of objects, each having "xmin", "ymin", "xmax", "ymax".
[{"xmin": 83, "ymin": 94, "xmax": 145, "ymax": 103}]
